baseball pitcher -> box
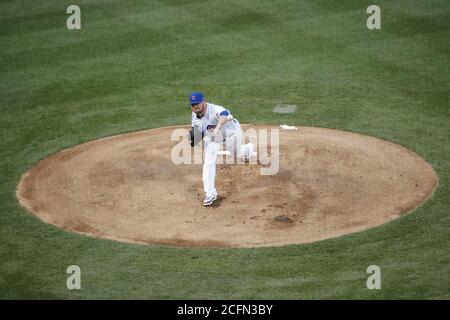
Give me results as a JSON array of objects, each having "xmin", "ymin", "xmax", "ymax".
[{"xmin": 188, "ymin": 92, "xmax": 254, "ymax": 206}]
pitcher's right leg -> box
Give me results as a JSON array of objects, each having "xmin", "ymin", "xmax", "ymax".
[{"xmin": 203, "ymin": 137, "xmax": 219, "ymax": 205}]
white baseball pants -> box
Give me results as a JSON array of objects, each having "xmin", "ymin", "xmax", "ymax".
[{"xmin": 203, "ymin": 128, "xmax": 251, "ymax": 198}]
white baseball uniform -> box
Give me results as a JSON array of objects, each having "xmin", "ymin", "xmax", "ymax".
[{"xmin": 191, "ymin": 102, "xmax": 252, "ymax": 198}]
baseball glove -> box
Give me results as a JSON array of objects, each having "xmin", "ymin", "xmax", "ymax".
[{"xmin": 189, "ymin": 126, "xmax": 203, "ymax": 147}]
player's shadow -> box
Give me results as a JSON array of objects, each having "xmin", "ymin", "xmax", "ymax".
[{"xmin": 207, "ymin": 196, "xmax": 225, "ymax": 208}]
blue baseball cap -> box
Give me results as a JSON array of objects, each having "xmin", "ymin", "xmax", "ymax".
[{"xmin": 189, "ymin": 92, "xmax": 204, "ymax": 105}]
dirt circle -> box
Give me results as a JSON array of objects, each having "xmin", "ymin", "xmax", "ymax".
[{"xmin": 17, "ymin": 125, "xmax": 438, "ymax": 248}]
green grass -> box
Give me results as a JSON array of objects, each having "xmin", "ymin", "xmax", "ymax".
[{"xmin": 1, "ymin": 0, "xmax": 449, "ymax": 299}]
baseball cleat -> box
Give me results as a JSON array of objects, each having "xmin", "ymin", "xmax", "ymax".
[{"xmin": 203, "ymin": 195, "xmax": 217, "ymax": 206}]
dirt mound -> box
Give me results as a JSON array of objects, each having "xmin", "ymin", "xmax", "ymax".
[{"xmin": 16, "ymin": 125, "xmax": 438, "ymax": 247}]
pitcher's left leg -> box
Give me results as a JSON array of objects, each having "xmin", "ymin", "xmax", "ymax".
[{"xmin": 225, "ymin": 128, "xmax": 254, "ymax": 161}]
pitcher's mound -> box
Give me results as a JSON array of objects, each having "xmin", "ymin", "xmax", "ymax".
[{"xmin": 17, "ymin": 125, "xmax": 438, "ymax": 248}]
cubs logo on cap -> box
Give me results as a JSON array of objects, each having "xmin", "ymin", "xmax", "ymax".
[{"xmin": 189, "ymin": 92, "xmax": 204, "ymax": 105}]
